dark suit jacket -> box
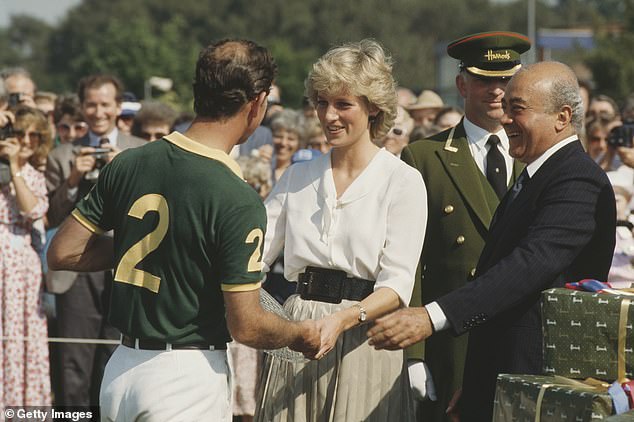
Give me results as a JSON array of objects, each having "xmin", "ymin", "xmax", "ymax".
[
  {"xmin": 45, "ymin": 132, "xmax": 145, "ymax": 293},
  {"xmin": 402, "ymin": 121, "xmax": 523, "ymax": 421},
  {"xmin": 437, "ymin": 140, "xmax": 616, "ymax": 422}
]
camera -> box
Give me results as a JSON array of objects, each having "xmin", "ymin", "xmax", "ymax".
[
  {"xmin": 608, "ymin": 120, "xmax": 634, "ymax": 148},
  {"xmin": 81, "ymin": 147, "xmax": 110, "ymax": 182},
  {"xmin": 0, "ymin": 122, "xmax": 14, "ymax": 185},
  {"xmin": 7, "ymin": 93, "xmax": 21, "ymax": 108},
  {"xmin": 89, "ymin": 147, "xmax": 110, "ymax": 169},
  {"xmin": 0, "ymin": 121, "xmax": 14, "ymax": 140}
]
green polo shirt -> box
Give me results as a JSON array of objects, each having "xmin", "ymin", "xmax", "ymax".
[{"xmin": 73, "ymin": 132, "xmax": 265, "ymax": 344}]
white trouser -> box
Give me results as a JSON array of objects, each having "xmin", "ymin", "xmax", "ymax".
[{"xmin": 100, "ymin": 345, "xmax": 231, "ymax": 422}]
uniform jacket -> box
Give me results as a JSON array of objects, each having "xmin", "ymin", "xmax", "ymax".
[
  {"xmin": 436, "ymin": 140, "xmax": 616, "ymax": 421},
  {"xmin": 45, "ymin": 132, "xmax": 145, "ymax": 293},
  {"xmin": 402, "ymin": 121, "xmax": 522, "ymax": 420}
]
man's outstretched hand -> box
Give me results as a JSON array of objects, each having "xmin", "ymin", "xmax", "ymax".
[
  {"xmin": 367, "ymin": 307, "xmax": 433, "ymax": 350},
  {"xmin": 289, "ymin": 319, "xmax": 321, "ymax": 359}
]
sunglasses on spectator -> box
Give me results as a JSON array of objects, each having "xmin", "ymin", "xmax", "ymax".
[
  {"xmin": 58, "ymin": 122, "xmax": 88, "ymax": 132},
  {"xmin": 13, "ymin": 130, "xmax": 42, "ymax": 143}
]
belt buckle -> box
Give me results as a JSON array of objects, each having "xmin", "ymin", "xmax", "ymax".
[{"xmin": 304, "ymin": 271, "xmax": 344, "ymax": 304}]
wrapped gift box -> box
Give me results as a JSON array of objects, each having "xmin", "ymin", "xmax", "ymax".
[
  {"xmin": 541, "ymin": 288, "xmax": 634, "ymax": 381},
  {"xmin": 493, "ymin": 374, "xmax": 613, "ymax": 421}
]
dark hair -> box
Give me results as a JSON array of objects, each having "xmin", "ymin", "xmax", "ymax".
[
  {"xmin": 53, "ymin": 94, "xmax": 84, "ymax": 124},
  {"xmin": 131, "ymin": 100, "xmax": 178, "ymax": 135},
  {"xmin": 193, "ymin": 39, "xmax": 277, "ymax": 120},
  {"xmin": 77, "ymin": 74, "xmax": 124, "ymax": 104}
]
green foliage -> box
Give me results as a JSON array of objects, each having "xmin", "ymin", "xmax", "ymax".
[
  {"xmin": 584, "ymin": 0, "xmax": 634, "ymax": 102},
  {"xmin": 0, "ymin": 0, "xmax": 624, "ymax": 108},
  {"xmin": 0, "ymin": 15, "xmax": 53, "ymax": 88}
]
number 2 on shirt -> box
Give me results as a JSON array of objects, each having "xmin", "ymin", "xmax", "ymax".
[
  {"xmin": 245, "ymin": 228, "xmax": 263, "ymax": 272},
  {"xmin": 114, "ymin": 194, "xmax": 169, "ymax": 293}
]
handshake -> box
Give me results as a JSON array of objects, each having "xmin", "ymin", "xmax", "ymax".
[
  {"xmin": 287, "ymin": 305, "xmax": 436, "ymax": 360},
  {"xmin": 287, "ymin": 312, "xmax": 351, "ymax": 360}
]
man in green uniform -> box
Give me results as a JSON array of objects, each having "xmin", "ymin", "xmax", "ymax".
[
  {"xmin": 403, "ymin": 31, "xmax": 530, "ymax": 421},
  {"xmin": 47, "ymin": 39, "xmax": 320, "ymax": 421}
]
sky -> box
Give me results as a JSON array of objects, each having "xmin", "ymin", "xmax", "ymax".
[{"xmin": 0, "ymin": 0, "xmax": 81, "ymax": 27}]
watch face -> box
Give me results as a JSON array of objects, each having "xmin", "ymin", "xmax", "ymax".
[{"xmin": 359, "ymin": 307, "xmax": 367, "ymax": 322}]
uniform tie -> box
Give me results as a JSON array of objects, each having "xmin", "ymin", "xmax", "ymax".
[
  {"xmin": 100, "ymin": 137, "xmax": 109, "ymax": 146},
  {"xmin": 486, "ymin": 135, "xmax": 507, "ymax": 199}
]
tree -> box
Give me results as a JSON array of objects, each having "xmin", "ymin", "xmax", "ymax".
[
  {"xmin": 0, "ymin": 15, "xmax": 54, "ymax": 89},
  {"xmin": 585, "ymin": 0, "xmax": 634, "ymax": 102},
  {"xmin": 0, "ymin": 0, "xmax": 614, "ymax": 107}
]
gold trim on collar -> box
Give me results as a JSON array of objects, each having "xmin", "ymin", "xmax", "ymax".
[
  {"xmin": 465, "ymin": 64, "xmax": 521, "ymax": 78},
  {"xmin": 444, "ymin": 126, "xmax": 458, "ymax": 152},
  {"xmin": 164, "ymin": 131, "xmax": 243, "ymax": 178}
]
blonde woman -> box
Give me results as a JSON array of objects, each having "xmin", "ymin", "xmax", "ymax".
[{"xmin": 256, "ymin": 40, "xmax": 427, "ymax": 421}]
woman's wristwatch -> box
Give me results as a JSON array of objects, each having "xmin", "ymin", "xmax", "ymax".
[{"xmin": 353, "ymin": 304, "xmax": 367, "ymax": 323}]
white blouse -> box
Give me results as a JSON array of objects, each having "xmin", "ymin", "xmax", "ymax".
[{"xmin": 263, "ymin": 148, "xmax": 428, "ymax": 304}]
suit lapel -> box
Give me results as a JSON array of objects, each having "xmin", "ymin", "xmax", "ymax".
[
  {"xmin": 489, "ymin": 140, "xmax": 583, "ymax": 243},
  {"xmin": 437, "ymin": 123, "xmax": 497, "ymax": 229}
]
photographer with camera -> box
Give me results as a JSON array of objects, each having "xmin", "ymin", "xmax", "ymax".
[
  {"xmin": 608, "ymin": 95, "xmax": 634, "ymax": 172},
  {"xmin": 0, "ymin": 106, "xmax": 52, "ymax": 408},
  {"xmin": 1, "ymin": 67, "xmax": 37, "ymax": 108},
  {"xmin": 44, "ymin": 74, "xmax": 144, "ymax": 407}
]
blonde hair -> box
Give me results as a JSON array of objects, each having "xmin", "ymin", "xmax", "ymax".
[
  {"xmin": 13, "ymin": 106, "xmax": 52, "ymax": 169},
  {"xmin": 305, "ymin": 39, "xmax": 397, "ymax": 139}
]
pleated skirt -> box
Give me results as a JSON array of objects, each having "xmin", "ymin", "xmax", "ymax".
[{"xmin": 255, "ymin": 294, "xmax": 415, "ymax": 422}]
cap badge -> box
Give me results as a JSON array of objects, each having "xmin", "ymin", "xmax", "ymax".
[{"xmin": 484, "ymin": 49, "xmax": 511, "ymax": 61}]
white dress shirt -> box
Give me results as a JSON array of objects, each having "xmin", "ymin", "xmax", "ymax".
[
  {"xmin": 88, "ymin": 128, "xmax": 119, "ymax": 147},
  {"xmin": 263, "ymin": 148, "xmax": 428, "ymax": 304},
  {"xmin": 463, "ymin": 117, "xmax": 513, "ymax": 185},
  {"xmin": 427, "ymin": 134, "xmax": 580, "ymax": 332}
]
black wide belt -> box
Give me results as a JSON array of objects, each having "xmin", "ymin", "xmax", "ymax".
[
  {"xmin": 296, "ymin": 266, "xmax": 375, "ymax": 304},
  {"xmin": 121, "ymin": 335, "xmax": 227, "ymax": 351}
]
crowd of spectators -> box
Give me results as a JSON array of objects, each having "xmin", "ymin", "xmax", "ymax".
[{"xmin": 1, "ymin": 63, "xmax": 634, "ymax": 417}]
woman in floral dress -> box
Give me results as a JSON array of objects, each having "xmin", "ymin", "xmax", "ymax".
[{"xmin": 0, "ymin": 107, "xmax": 52, "ymax": 407}]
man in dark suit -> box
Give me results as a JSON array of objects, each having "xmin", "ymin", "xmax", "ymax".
[
  {"xmin": 369, "ymin": 61, "xmax": 616, "ymax": 422},
  {"xmin": 45, "ymin": 74, "xmax": 145, "ymax": 406},
  {"xmin": 403, "ymin": 31, "xmax": 529, "ymax": 421}
]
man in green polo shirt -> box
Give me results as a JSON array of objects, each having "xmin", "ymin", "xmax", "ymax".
[{"xmin": 47, "ymin": 39, "xmax": 320, "ymax": 421}]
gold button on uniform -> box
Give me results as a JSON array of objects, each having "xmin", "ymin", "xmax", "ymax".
[
  {"xmin": 444, "ymin": 205, "xmax": 454, "ymax": 214},
  {"xmin": 470, "ymin": 268, "xmax": 477, "ymax": 277},
  {"xmin": 456, "ymin": 235, "xmax": 465, "ymax": 245}
]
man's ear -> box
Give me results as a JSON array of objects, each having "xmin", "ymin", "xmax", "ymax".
[
  {"xmin": 456, "ymin": 73, "xmax": 467, "ymax": 99},
  {"xmin": 248, "ymin": 91, "xmax": 268, "ymax": 121},
  {"xmin": 555, "ymin": 105, "xmax": 573, "ymax": 131}
]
